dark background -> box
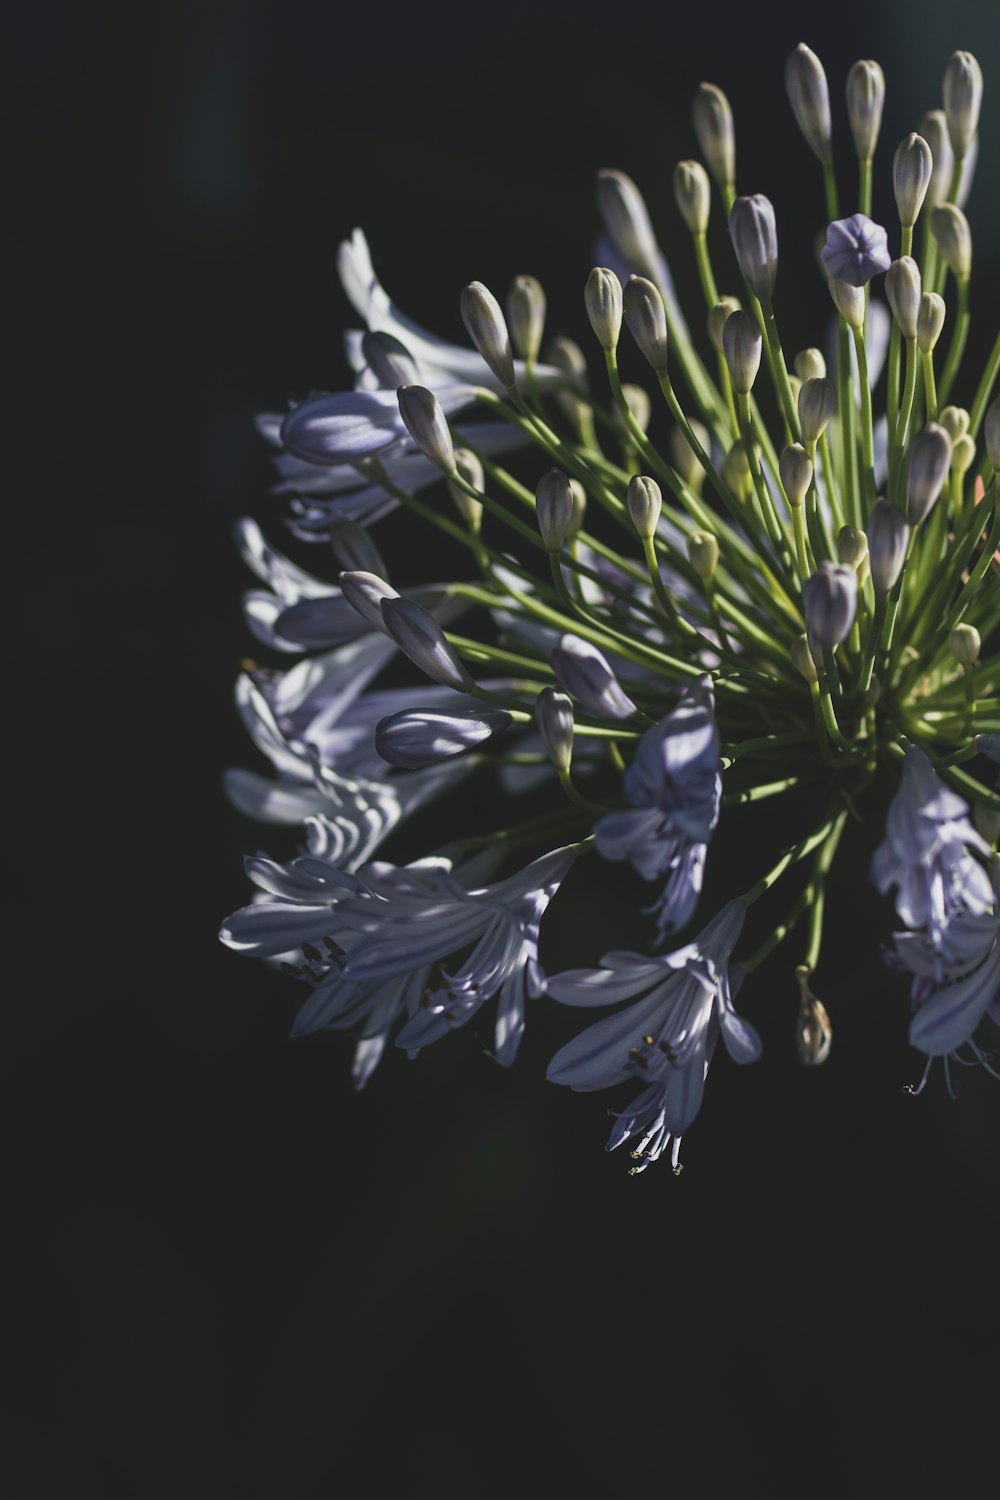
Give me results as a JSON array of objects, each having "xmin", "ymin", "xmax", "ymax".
[{"xmin": 7, "ymin": 2, "xmax": 999, "ymax": 1495}]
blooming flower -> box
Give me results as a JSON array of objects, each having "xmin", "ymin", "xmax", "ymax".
[
  {"xmin": 593, "ymin": 678, "xmax": 721, "ymax": 941},
  {"xmin": 820, "ymin": 213, "xmax": 892, "ymax": 286},
  {"xmin": 546, "ymin": 901, "xmax": 759, "ymax": 1171}
]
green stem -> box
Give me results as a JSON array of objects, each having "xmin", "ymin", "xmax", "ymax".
[
  {"xmin": 852, "ymin": 326, "xmax": 876, "ymax": 509},
  {"xmin": 937, "ymin": 275, "xmax": 970, "ymax": 408},
  {"xmin": 969, "ymin": 326, "xmax": 1000, "ymax": 439},
  {"xmin": 740, "ymin": 814, "xmax": 841, "ymax": 907},
  {"xmin": 801, "ymin": 809, "xmax": 849, "ymax": 971}
]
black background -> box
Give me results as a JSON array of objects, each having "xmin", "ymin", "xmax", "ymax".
[{"xmin": 7, "ymin": 2, "xmax": 1000, "ymax": 1495}]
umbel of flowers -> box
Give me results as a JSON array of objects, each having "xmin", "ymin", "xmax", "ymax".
[{"xmin": 222, "ymin": 44, "xmax": 1000, "ymax": 1172}]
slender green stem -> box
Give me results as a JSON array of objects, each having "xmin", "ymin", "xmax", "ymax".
[
  {"xmin": 741, "ymin": 883, "xmax": 814, "ymax": 973},
  {"xmin": 938, "ymin": 275, "xmax": 970, "ymax": 408},
  {"xmin": 852, "ymin": 326, "xmax": 876, "ymax": 508},
  {"xmin": 801, "ymin": 809, "xmax": 849, "ymax": 971},
  {"xmin": 889, "ymin": 338, "xmax": 918, "ymax": 503},
  {"xmin": 761, "ymin": 298, "xmax": 802, "ymax": 441},
  {"xmin": 740, "ymin": 814, "xmax": 841, "ymax": 907},
  {"xmin": 969, "ymin": 326, "xmax": 1000, "ymax": 439},
  {"xmin": 920, "ymin": 350, "xmax": 938, "ymax": 423}
]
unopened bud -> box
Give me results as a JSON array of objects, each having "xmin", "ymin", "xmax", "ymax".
[
  {"xmin": 938, "ymin": 405, "xmax": 970, "ymax": 442},
  {"xmin": 447, "ymin": 449, "xmax": 484, "ymax": 532},
  {"xmin": 534, "ymin": 686, "xmax": 574, "ymax": 773},
  {"xmin": 381, "ymin": 597, "xmax": 473, "ymax": 690},
  {"xmin": 340, "ymin": 570, "xmax": 399, "ymax": 634},
  {"xmin": 669, "ymin": 421, "xmax": 709, "ymax": 491},
  {"xmin": 794, "ymin": 347, "xmax": 826, "ymax": 382},
  {"xmin": 951, "ymin": 433, "xmax": 975, "ymax": 480},
  {"xmin": 708, "ymin": 296, "xmax": 741, "ymax": 353},
  {"xmin": 916, "ymin": 293, "xmax": 946, "ymax": 354},
  {"xmin": 535, "ymin": 468, "xmax": 576, "ymax": 552},
  {"xmin": 948, "ymin": 623, "xmax": 980, "ymax": 665},
  {"xmin": 798, "ymin": 377, "xmax": 837, "ymax": 442},
  {"xmin": 460, "ymin": 281, "xmax": 515, "ymax": 389},
  {"xmin": 595, "ymin": 169, "xmax": 659, "ymax": 281},
  {"xmin": 827, "ymin": 277, "xmax": 865, "ymax": 331},
  {"xmin": 907, "ymin": 423, "xmax": 952, "ymax": 525},
  {"xmin": 837, "ymin": 525, "xmax": 869, "ymax": 572},
  {"xmin": 795, "ymin": 967, "xmax": 833, "ymax": 1066},
  {"xmin": 930, "ymin": 204, "xmax": 972, "ymax": 278},
  {"xmin": 791, "ymin": 633, "xmax": 818, "ymax": 683},
  {"xmin": 729, "ymin": 194, "xmax": 778, "ymax": 304},
  {"xmin": 723, "ymin": 440, "xmax": 753, "ymax": 501},
  {"xmin": 627, "ymin": 475, "xmax": 662, "ymax": 540},
  {"xmin": 885, "ymin": 257, "xmax": 922, "ymax": 340},
  {"xmin": 546, "ymin": 334, "xmax": 588, "ymax": 384},
  {"xmin": 893, "ymin": 133, "xmax": 933, "ymax": 229},
  {"xmin": 973, "ymin": 800, "xmax": 1000, "ymax": 847},
  {"xmin": 785, "ymin": 43, "xmax": 832, "ymax": 164},
  {"xmin": 375, "ymin": 708, "xmax": 511, "ymax": 769},
  {"xmin": 623, "ymin": 275, "xmax": 668, "ymax": 372},
  {"xmin": 397, "ymin": 385, "xmax": 456, "ymax": 474},
  {"xmin": 506, "ymin": 275, "xmax": 546, "ymax": 364},
  {"xmin": 567, "ymin": 480, "xmax": 587, "ymax": 542},
  {"xmin": 687, "ymin": 531, "xmax": 719, "ymax": 579},
  {"xmin": 846, "ymin": 59, "xmax": 885, "ymax": 161},
  {"xmin": 674, "ymin": 159, "xmax": 711, "ymax": 235},
  {"xmin": 867, "ymin": 498, "xmax": 909, "ymax": 596},
  {"xmin": 722, "ymin": 309, "xmax": 763, "ymax": 394},
  {"xmin": 975, "ymin": 733, "xmax": 1000, "ymax": 763},
  {"xmin": 779, "ymin": 443, "xmax": 812, "ymax": 508},
  {"xmin": 942, "ymin": 51, "xmax": 983, "ymax": 158},
  {"xmin": 550, "ymin": 634, "xmax": 637, "ymax": 720},
  {"xmin": 362, "ymin": 330, "xmax": 419, "ymax": 388},
  {"xmin": 585, "ymin": 266, "xmax": 623, "ymax": 352},
  {"xmin": 616, "ymin": 383, "xmax": 652, "ymax": 434},
  {"xmin": 329, "ymin": 518, "xmax": 386, "ymax": 577},
  {"xmin": 919, "ymin": 110, "xmax": 955, "ymax": 211},
  {"xmin": 985, "ymin": 396, "xmax": 1000, "ymax": 470},
  {"xmin": 803, "ymin": 562, "xmax": 857, "ymax": 647},
  {"xmin": 693, "ymin": 82, "xmax": 735, "ymax": 193}
]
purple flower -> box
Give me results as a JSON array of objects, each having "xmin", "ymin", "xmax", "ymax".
[
  {"xmin": 594, "ymin": 678, "xmax": 721, "ymax": 941},
  {"xmin": 871, "ymin": 746, "xmax": 992, "ymax": 952},
  {"xmin": 546, "ymin": 901, "xmax": 759, "ymax": 1172},
  {"xmin": 821, "ymin": 213, "xmax": 891, "ymax": 287}
]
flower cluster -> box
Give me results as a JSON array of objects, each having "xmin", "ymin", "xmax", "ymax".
[{"xmin": 222, "ymin": 44, "xmax": 1000, "ymax": 1172}]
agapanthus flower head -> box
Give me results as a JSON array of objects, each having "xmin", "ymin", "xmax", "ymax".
[{"xmin": 820, "ymin": 214, "xmax": 891, "ymax": 287}]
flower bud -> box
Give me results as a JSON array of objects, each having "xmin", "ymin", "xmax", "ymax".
[
  {"xmin": 948, "ymin": 622, "xmax": 981, "ymax": 665},
  {"xmin": 546, "ymin": 333, "xmax": 588, "ymax": 384},
  {"xmin": 893, "ymin": 133, "xmax": 933, "ymax": 229},
  {"xmin": 779, "ymin": 443, "xmax": 812, "ymax": 508},
  {"xmin": 930, "ymin": 204, "xmax": 972, "ymax": 278},
  {"xmin": 791, "ymin": 633, "xmax": 818, "ymax": 683},
  {"xmin": 585, "ymin": 266, "xmax": 623, "ymax": 352},
  {"xmin": 974, "ymin": 801, "xmax": 1000, "ymax": 847},
  {"xmin": 535, "ymin": 468, "xmax": 576, "ymax": 552},
  {"xmin": 361, "ymin": 330, "xmax": 420, "ymax": 388},
  {"xmin": 550, "ymin": 634, "xmax": 637, "ymax": 721},
  {"xmin": 669, "ymin": 421, "xmax": 709, "ymax": 491},
  {"xmin": 506, "ymin": 275, "xmax": 546, "ymax": 364},
  {"xmin": 460, "ymin": 281, "xmax": 515, "ymax": 389},
  {"xmin": 951, "ymin": 433, "xmax": 975, "ymax": 481},
  {"xmin": 794, "ymin": 348, "xmax": 826, "ymax": 382},
  {"xmin": 673, "ymin": 159, "xmax": 711, "ymax": 235},
  {"xmin": 975, "ymin": 733, "xmax": 1000, "ymax": 763},
  {"xmin": 687, "ymin": 531, "xmax": 719, "ymax": 579},
  {"xmin": 884, "ymin": 257, "xmax": 922, "ymax": 340},
  {"xmin": 329, "ymin": 518, "xmax": 387, "ymax": 578},
  {"xmin": 595, "ymin": 170, "xmax": 659, "ymax": 281},
  {"xmin": 381, "ymin": 596, "xmax": 473, "ymax": 690},
  {"xmin": 785, "ymin": 43, "xmax": 832, "ymax": 164},
  {"xmin": 938, "ymin": 405, "xmax": 970, "ymax": 442},
  {"xmin": 803, "ymin": 562, "xmax": 857, "ymax": 647},
  {"xmin": 692, "ymin": 82, "xmax": 735, "ymax": 192},
  {"xmin": 722, "ymin": 309, "xmax": 763, "ymax": 395},
  {"xmin": 567, "ymin": 480, "xmax": 587, "ymax": 542},
  {"xmin": 723, "ymin": 440, "xmax": 753, "ymax": 501},
  {"xmin": 707, "ymin": 296, "xmax": 741, "ymax": 353},
  {"xmin": 376, "ymin": 708, "xmax": 511, "ymax": 769},
  {"xmin": 916, "ymin": 293, "xmax": 946, "ymax": 354},
  {"xmin": 798, "ymin": 377, "xmax": 837, "ymax": 442},
  {"xmin": 984, "ymin": 396, "xmax": 1000, "ymax": 470},
  {"xmin": 627, "ymin": 475, "xmax": 662, "ymax": 540},
  {"xmin": 942, "ymin": 51, "xmax": 983, "ymax": 158},
  {"xmin": 827, "ymin": 277, "xmax": 866, "ymax": 331},
  {"xmin": 534, "ymin": 686, "xmax": 575, "ymax": 773},
  {"xmin": 340, "ymin": 570, "xmax": 399, "ymax": 634},
  {"xmin": 846, "ymin": 59, "xmax": 885, "ymax": 161},
  {"xmin": 729, "ymin": 194, "xmax": 778, "ymax": 304},
  {"xmin": 821, "ymin": 213, "xmax": 891, "ymax": 287},
  {"xmin": 836, "ymin": 525, "xmax": 868, "ymax": 571},
  {"xmin": 866, "ymin": 498, "xmax": 909, "ymax": 596},
  {"xmin": 447, "ymin": 448, "xmax": 484, "ymax": 532},
  {"xmin": 906, "ymin": 423, "xmax": 952, "ymax": 525},
  {"xmin": 397, "ymin": 385, "xmax": 457, "ymax": 474},
  {"xmin": 623, "ymin": 275, "xmax": 669, "ymax": 372},
  {"xmin": 919, "ymin": 110, "xmax": 955, "ymax": 210},
  {"xmin": 795, "ymin": 967, "xmax": 833, "ymax": 1066},
  {"xmin": 617, "ymin": 383, "xmax": 652, "ymax": 434}
]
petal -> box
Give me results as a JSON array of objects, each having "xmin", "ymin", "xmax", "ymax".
[{"xmin": 909, "ymin": 948, "xmax": 1000, "ymax": 1056}]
